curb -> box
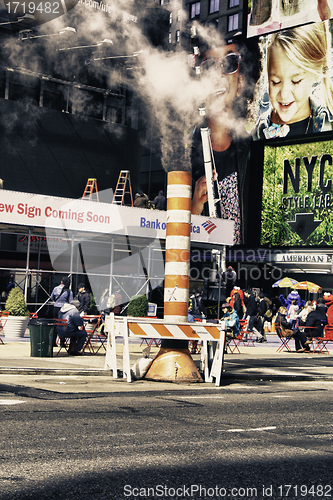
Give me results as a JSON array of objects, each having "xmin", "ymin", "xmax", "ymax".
[
  {"xmin": 0, "ymin": 368, "xmax": 112, "ymax": 376},
  {"xmin": 222, "ymin": 373, "xmax": 333, "ymax": 382},
  {"xmin": 1, "ymin": 367, "xmax": 333, "ymax": 382}
]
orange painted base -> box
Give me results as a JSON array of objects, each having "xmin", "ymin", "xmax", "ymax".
[{"xmin": 145, "ymin": 348, "xmax": 203, "ymax": 383}]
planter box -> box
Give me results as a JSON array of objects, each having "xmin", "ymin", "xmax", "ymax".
[{"xmin": 2, "ymin": 316, "xmax": 30, "ymax": 339}]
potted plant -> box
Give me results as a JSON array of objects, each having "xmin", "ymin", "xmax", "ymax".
[
  {"xmin": 3, "ymin": 287, "xmax": 30, "ymax": 338},
  {"xmin": 127, "ymin": 295, "xmax": 148, "ymax": 317},
  {"xmin": 88, "ymin": 293, "xmax": 99, "ymax": 315}
]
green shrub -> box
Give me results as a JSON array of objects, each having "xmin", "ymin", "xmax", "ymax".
[
  {"xmin": 127, "ymin": 295, "xmax": 148, "ymax": 317},
  {"xmin": 5, "ymin": 288, "xmax": 29, "ymax": 316},
  {"xmin": 88, "ymin": 293, "xmax": 99, "ymax": 315}
]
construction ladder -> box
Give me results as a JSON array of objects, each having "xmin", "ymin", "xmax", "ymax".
[
  {"xmin": 112, "ymin": 170, "xmax": 133, "ymax": 206},
  {"xmin": 82, "ymin": 178, "xmax": 99, "ymax": 202}
]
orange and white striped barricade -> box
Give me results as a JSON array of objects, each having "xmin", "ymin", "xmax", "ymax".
[{"xmin": 104, "ymin": 314, "xmax": 226, "ymax": 386}]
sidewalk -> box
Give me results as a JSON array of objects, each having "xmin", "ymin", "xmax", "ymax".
[{"xmin": 1, "ymin": 332, "xmax": 333, "ymax": 385}]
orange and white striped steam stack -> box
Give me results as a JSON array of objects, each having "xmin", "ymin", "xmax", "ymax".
[
  {"xmin": 164, "ymin": 170, "xmax": 192, "ymax": 323},
  {"xmin": 145, "ymin": 169, "xmax": 202, "ymax": 382}
]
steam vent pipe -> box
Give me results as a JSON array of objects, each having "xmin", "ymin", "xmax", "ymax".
[
  {"xmin": 145, "ymin": 170, "xmax": 202, "ymax": 382},
  {"xmin": 164, "ymin": 170, "xmax": 191, "ymax": 324}
]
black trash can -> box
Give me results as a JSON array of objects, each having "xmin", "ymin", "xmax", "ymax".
[{"xmin": 29, "ymin": 319, "xmax": 56, "ymax": 357}]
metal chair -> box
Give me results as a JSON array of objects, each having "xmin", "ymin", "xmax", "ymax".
[
  {"xmin": 275, "ymin": 324, "xmax": 293, "ymax": 353},
  {"xmin": 238, "ymin": 319, "xmax": 256, "ymax": 347},
  {"xmin": 140, "ymin": 337, "xmax": 161, "ymax": 348},
  {"xmin": 310, "ymin": 325, "xmax": 333, "ymax": 354},
  {"xmin": 82, "ymin": 315, "xmax": 105, "ymax": 354},
  {"xmin": 226, "ymin": 332, "xmax": 243, "ymax": 354},
  {"xmin": 55, "ymin": 318, "xmax": 80, "ymax": 355}
]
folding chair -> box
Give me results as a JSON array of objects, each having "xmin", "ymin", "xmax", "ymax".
[
  {"xmin": 275, "ymin": 324, "xmax": 293, "ymax": 353},
  {"xmin": 311, "ymin": 326, "xmax": 333, "ymax": 354},
  {"xmin": 82, "ymin": 315, "xmax": 106, "ymax": 354},
  {"xmin": 140, "ymin": 337, "xmax": 161, "ymax": 348},
  {"xmin": 189, "ymin": 339, "xmax": 201, "ymax": 354},
  {"xmin": 226, "ymin": 325, "xmax": 245, "ymax": 354},
  {"xmin": 298, "ymin": 325, "xmax": 323, "ymax": 353},
  {"xmin": 239, "ymin": 319, "xmax": 256, "ymax": 347},
  {"xmin": 55, "ymin": 318, "xmax": 80, "ymax": 355},
  {"xmin": 0, "ymin": 311, "xmax": 10, "ymax": 344},
  {"xmin": 226, "ymin": 333, "xmax": 243, "ymax": 354}
]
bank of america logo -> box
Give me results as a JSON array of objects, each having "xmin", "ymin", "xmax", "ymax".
[{"xmin": 202, "ymin": 220, "xmax": 217, "ymax": 234}]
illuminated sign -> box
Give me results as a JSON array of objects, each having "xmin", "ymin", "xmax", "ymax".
[{"xmin": 261, "ymin": 140, "xmax": 333, "ymax": 246}]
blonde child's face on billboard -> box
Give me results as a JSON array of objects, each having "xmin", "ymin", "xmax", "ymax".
[{"xmin": 268, "ymin": 44, "xmax": 317, "ymax": 125}]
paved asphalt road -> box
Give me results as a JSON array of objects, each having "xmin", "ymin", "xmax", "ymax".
[{"xmin": 1, "ymin": 379, "xmax": 333, "ymax": 500}]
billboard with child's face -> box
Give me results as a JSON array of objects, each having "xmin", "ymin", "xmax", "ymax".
[
  {"xmin": 247, "ymin": 0, "xmax": 333, "ymax": 38},
  {"xmin": 261, "ymin": 139, "xmax": 333, "ymax": 247},
  {"xmin": 252, "ymin": 20, "xmax": 333, "ymax": 143}
]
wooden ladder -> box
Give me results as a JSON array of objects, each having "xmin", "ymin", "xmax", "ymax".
[
  {"xmin": 112, "ymin": 170, "xmax": 133, "ymax": 206},
  {"xmin": 82, "ymin": 178, "xmax": 99, "ymax": 202}
]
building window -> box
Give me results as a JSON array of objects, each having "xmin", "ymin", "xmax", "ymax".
[
  {"xmin": 209, "ymin": 0, "xmax": 219, "ymax": 14},
  {"xmin": 228, "ymin": 13, "xmax": 239, "ymax": 31},
  {"xmin": 190, "ymin": 2, "xmax": 200, "ymax": 19},
  {"xmin": 209, "ymin": 18, "xmax": 219, "ymax": 29},
  {"xmin": 229, "ymin": 0, "xmax": 239, "ymax": 7},
  {"xmin": 177, "ymin": 9, "xmax": 181, "ymax": 21},
  {"xmin": 176, "ymin": 30, "xmax": 180, "ymax": 43},
  {"xmin": 169, "ymin": 32, "xmax": 172, "ymax": 44},
  {"xmin": 169, "ymin": 12, "xmax": 172, "ymax": 24}
]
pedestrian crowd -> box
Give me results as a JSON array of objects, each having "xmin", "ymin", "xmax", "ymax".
[{"xmin": 188, "ymin": 275, "xmax": 333, "ymax": 353}]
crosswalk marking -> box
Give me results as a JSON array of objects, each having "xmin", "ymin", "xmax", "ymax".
[{"xmin": 0, "ymin": 399, "xmax": 26, "ymax": 405}]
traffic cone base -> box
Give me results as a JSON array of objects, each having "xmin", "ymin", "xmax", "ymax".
[{"xmin": 145, "ymin": 348, "xmax": 203, "ymax": 383}]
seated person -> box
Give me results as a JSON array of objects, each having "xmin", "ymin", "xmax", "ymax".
[
  {"xmin": 275, "ymin": 306, "xmax": 311, "ymax": 352},
  {"xmin": 189, "ymin": 289, "xmax": 206, "ymax": 320},
  {"xmin": 298, "ymin": 300, "xmax": 313, "ymax": 326},
  {"xmin": 221, "ymin": 303, "xmax": 240, "ymax": 338},
  {"xmin": 57, "ymin": 300, "xmax": 87, "ymax": 355},
  {"xmin": 315, "ymin": 297, "xmax": 328, "ymax": 326},
  {"xmin": 304, "ymin": 306, "xmax": 324, "ymax": 338}
]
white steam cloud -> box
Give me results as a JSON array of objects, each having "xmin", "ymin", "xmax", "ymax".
[{"xmin": 1, "ymin": 0, "xmax": 255, "ymax": 172}]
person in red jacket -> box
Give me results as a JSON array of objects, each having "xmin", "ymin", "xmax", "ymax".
[
  {"xmin": 229, "ymin": 287, "xmax": 245, "ymax": 319},
  {"xmin": 324, "ymin": 293, "xmax": 333, "ymax": 326}
]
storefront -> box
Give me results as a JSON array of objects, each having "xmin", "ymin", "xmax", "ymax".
[
  {"xmin": 225, "ymin": 248, "xmax": 333, "ymax": 295},
  {"xmin": 0, "ymin": 188, "xmax": 233, "ymax": 316}
]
